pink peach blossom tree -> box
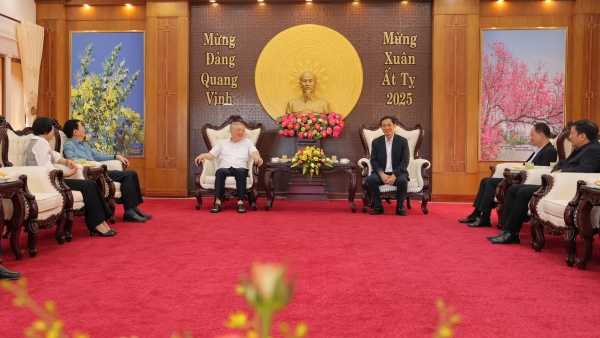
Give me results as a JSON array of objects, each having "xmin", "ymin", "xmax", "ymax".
[{"xmin": 481, "ymin": 41, "xmax": 564, "ymax": 160}]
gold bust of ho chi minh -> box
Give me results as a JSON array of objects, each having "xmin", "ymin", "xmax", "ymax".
[
  {"xmin": 255, "ymin": 24, "xmax": 363, "ymax": 120},
  {"xmin": 285, "ymin": 71, "xmax": 330, "ymax": 115}
]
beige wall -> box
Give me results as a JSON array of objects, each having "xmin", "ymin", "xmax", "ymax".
[{"xmin": 0, "ymin": 0, "xmax": 35, "ymax": 40}]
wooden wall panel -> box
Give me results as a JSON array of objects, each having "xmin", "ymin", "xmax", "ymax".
[
  {"xmin": 145, "ymin": 2, "xmax": 189, "ymax": 196},
  {"xmin": 432, "ymin": 1, "xmax": 480, "ymax": 200},
  {"xmin": 36, "ymin": 4, "xmax": 67, "ymax": 124},
  {"xmin": 578, "ymin": 14, "xmax": 600, "ymax": 122}
]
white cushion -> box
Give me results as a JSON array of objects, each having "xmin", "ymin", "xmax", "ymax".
[
  {"xmin": 204, "ymin": 176, "xmax": 252, "ymax": 189},
  {"xmin": 72, "ymin": 190, "xmax": 85, "ymax": 210},
  {"xmin": 113, "ymin": 182, "xmax": 122, "ymax": 199},
  {"xmin": 543, "ymin": 199, "xmax": 570, "ymax": 219},
  {"xmin": 378, "ymin": 178, "xmax": 419, "ymax": 193},
  {"xmin": 6, "ymin": 130, "xmax": 33, "ymax": 167},
  {"xmin": 2, "ymin": 192, "xmax": 63, "ymax": 220}
]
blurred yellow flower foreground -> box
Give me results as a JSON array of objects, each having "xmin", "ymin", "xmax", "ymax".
[{"xmin": 2, "ymin": 261, "xmax": 460, "ymax": 337}]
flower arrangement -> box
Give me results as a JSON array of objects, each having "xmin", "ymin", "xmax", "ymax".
[
  {"xmin": 290, "ymin": 146, "xmax": 333, "ymax": 180},
  {"xmin": 275, "ymin": 112, "xmax": 345, "ymax": 139}
]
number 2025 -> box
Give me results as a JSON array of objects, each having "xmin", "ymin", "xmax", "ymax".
[{"xmin": 386, "ymin": 92, "xmax": 413, "ymax": 106}]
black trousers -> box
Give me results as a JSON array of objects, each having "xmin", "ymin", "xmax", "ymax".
[
  {"xmin": 64, "ymin": 179, "xmax": 113, "ymax": 230},
  {"xmin": 366, "ymin": 172, "xmax": 408, "ymax": 209},
  {"xmin": 473, "ymin": 177, "xmax": 503, "ymax": 213},
  {"xmin": 215, "ymin": 167, "xmax": 249, "ymax": 201},
  {"xmin": 108, "ymin": 170, "xmax": 143, "ymax": 210},
  {"xmin": 500, "ymin": 184, "xmax": 540, "ymax": 234}
]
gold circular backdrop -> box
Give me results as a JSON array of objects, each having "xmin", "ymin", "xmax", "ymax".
[{"xmin": 255, "ymin": 24, "xmax": 363, "ymax": 120}]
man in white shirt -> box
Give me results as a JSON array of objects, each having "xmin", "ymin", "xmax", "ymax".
[{"xmin": 195, "ymin": 122, "xmax": 263, "ymax": 213}]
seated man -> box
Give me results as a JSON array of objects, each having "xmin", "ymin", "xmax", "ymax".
[
  {"xmin": 0, "ymin": 248, "xmax": 21, "ymax": 280},
  {"xmin": 194, "ymin": 122, "xmax": 263, "ymax": 213},
  {"xmin": 490, "ymin": 119, "xmax": 600, "ymax": 244},
  {"xmin": 366, "ymin": 116, "xmax": 410, "ymax": 216},
  {"xmin": 460, "ymin": 123, "xmax": 557, "ymax": 227},
  {"xmin": 28, "ymin": 117, "xmax": 115, "ymax": 236},
  {"xmin": 62, "ymin": 119, "xmax": 151, "ymax": 223}
]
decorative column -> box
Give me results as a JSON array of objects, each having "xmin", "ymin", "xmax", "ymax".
[
  {"xmin": 431, "ymin": 0, "xmax": 480, "ymax": 201},
  {"xmin": 572, "ymin": 0, "xmax": 600, "ymax": 122},
  {"xmin": 145, "ymin": 1, "xmax": 190, "ymax": 196},
  {"xmin": 36, "ymin": 3, "xmax": 67, "ymax": 124}
]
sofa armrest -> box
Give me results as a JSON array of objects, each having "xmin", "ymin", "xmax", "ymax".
[
  {"xmin": 100, "ymin": 159, "xmax": 125, "ymax": 171},
  {"xmin": 523, "ymin": 168, "xmax": 553, "ymax": 185},
  {"xmin": 358, "ymin": 158, "xmax": 371, "ymax": 178},
  {"xmin": 490, "ymin": 162, "xmax": 524, "ymax": 178},
  {"xmin": 409, "ymin": 159, "xmax": 431, "ymax": 187},
  {"xmin": 543, "ymin": 173, "xmax": 600, "ymax": 201},
  {"xmin": 0, "ymin": 166, "xmax": 61, "ymax": 195},
  {"xmin": 198, "ymin": 158, "xmax": 217, "ymax": 187},
  {"xmin": 53, "ymin": 163, "xmax": 86, "ymax": 180}
]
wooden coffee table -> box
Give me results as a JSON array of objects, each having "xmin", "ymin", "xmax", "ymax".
[{"xmin": 264, "ymin": 162, "xmax": 358, "ymax": 212}]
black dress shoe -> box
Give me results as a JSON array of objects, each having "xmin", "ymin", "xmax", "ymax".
[
  {"xmin": 396, "ymin": 208, "xmax": 407, "ymax": 216},
  {"xmin": 0, "ymin": 266, "xmax": 22, "ymax": 280},
  {"xmin": 237, "ymin": 204, "xmax": 246, "ymax": 213},
  {"xmin": 487, "ymin": 230, "xmax": 507, "ymax": 241},
  {"xmin": 134, "ymin": 209, "xmax": 152, "ymax": 220},
  {"xmin": 370, "ymin": 207, "xmax": 384, "ymax": 215},
  {"xmin": 210, "ymin": 204, "xmax": 222, "ymax": 213},
  {"xmin": 491, "ymin": 232, "xmax": 520, "ymax": 244},
  {"xmin": 458, "ymin": 217, "xmax": 477, "ymax": 223},
  {"xmin": 123, "ymin": 212, "xmax": 147, "ymax": 222},
  {"xmin": 467, "ymin": 217, "xmax": 492, "ymax": 227}
]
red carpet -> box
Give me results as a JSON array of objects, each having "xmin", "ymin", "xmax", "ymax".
[{"xmin": 2, "ymin": 198, "xmax": 600, "ymax": 337}]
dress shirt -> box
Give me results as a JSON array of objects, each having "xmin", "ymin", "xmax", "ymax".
[
  {"xmin": 63, "ymin": 139, "xmax": 115, "ymax": 162},
  {"xmin": 384, "ymin": 136, "xmax": 393, "ymax": 173},
  {"xmin": 27, "ymin": 136, "xmax": 61, "ymax": 169},
  {"xmin": 527, "ymin": 147, "xmax": 541, "ymax": 163},
  {"xmin": 210, "ymin": 138, "xmax": 258, "ymax": 169}
]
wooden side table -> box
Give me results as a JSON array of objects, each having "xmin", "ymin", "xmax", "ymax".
[
  {"xmin": 0, "ymin": 176, "xmax": 29, "ymax": 262},
  {"xmin": 264, "ymin": 162, "xmax": 357, "ymax": 212},
  {"xmin": 568, "ymin": 183, "xmax": 600, "ymax": 270}
]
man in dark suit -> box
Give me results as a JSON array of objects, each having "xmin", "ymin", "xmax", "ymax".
[
  {"xmin": 490, "ymin": 119, "xmax": 600, "ymax": 244},
  {"xmin": 461, "ymin": 123, "xmax": 558, "ymax": 227},
  {"xmin": 366, "ymin": 116, "xmax": 410, "ymax": 216}
]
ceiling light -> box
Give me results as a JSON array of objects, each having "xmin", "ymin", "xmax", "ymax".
[{"xmin": 83, "ymin": 4, "xmax": 90, "ymax": 7}]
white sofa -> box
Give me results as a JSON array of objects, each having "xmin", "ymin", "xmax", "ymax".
[
  {"xmin": 529, "ymin": 173, "xmax": 600, "ymax": 268},
  {"xmin": 194, "ymin": 115, "xmax": 264, "ymax": 211},
  {"xmin": 358, "ymin": 122, "xmax": 431, "ymax": 214}
]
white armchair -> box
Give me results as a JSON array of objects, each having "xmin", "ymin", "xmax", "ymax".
[
  {"xmin": 528, "ymin": 172, "xmax": 600, "ymax": 267},
  {"xmin": 0, "ymin": 119, "xmax": 81, "ymax": 258},
  {"xmin": 195, "ymin": 115, "xmax": 264, "ymax": 211},
  {"xmin": 358, "ymin": 122, "xmax": 431, "ymax": 214},
  {"xmin": 0, "ymin": 166, "xmax": 68, "ymax": 258}
]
